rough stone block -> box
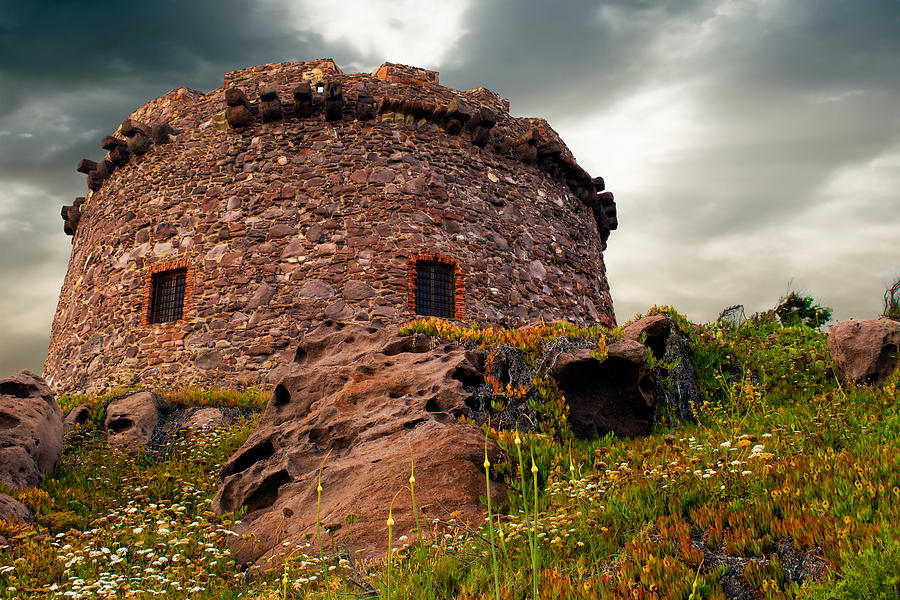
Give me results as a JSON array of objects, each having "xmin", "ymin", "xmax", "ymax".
[
  {"xmin": 150, "ymin": 122, "xmax": 177, "ymax": 144},
  {"xmin": 292, "ymin": 81, "xmax": 312, "ymax": 118},
  {"xmin": 225, "ymin": 87, "xmax": 250, "ymax": 108},
  {"xmin": 259, "ymin": 87, "xmax": 283, "ymax": 122},
  {"xmin": 355, "ymin": 93, "xmax": 376, "ymax": 121},
  {"xmin": 324, "ymin": 80, "xmax": 343, "ymax": 121},
  {"xmin": 127, "ymin": 132, "xmax": 151, "ymax": 155},
  {"xmin": 226, "ymin": 104, "xmax": 254, "ymax": 129},
  {"xmin": 76, "ymin": 158, "xmax": 98, "ymax": 174},
  {"xmin": 101, "ymin": 135, "xmax": 127, "ymax": 151}
]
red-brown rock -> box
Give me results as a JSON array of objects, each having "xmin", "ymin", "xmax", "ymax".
[
  {"xmin": 0, "ymin": 493, "xmax": 31, "ymax": 522},
  {"xmin": 212, "ymin": 323, "xmax": 504, "ymax": 568},
  {"xmin": 0, "ymin": 371, "xmax": 63, "ymax": 490},
  {"xmin": 550, "ymin": 340, "xmax": 654, "ymax": 438},
  {"xmin": 104, "ymin": 391, "xmax": 162, "ymax": 453},
  {"xmin": 828, "ymin": 318, "xmax": 900, "ymax": 387}
]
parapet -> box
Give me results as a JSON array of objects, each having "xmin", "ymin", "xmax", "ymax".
[{"xmin": 62, "ymin": 60, "xmax": 617, "ymax": 248}]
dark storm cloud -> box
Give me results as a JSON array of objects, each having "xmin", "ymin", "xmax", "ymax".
[
  {"xmin": 0, "ymin": 0, "xmax": 369, "ymax": 375},
  {"xmin": 437, "ymin": 0, "xmax": 900, "ymax": 322},
  {"xmin": 1, "ymin": 0, "xmax": 899, "ymax": 376},
  {"xmin": 439, "ymin": 0, "xmax": 713, "ymax": 116}
]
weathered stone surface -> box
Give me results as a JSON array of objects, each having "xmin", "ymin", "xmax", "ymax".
[
  {"xmin": 104, "ymin": 391, "xmax": 161, "ymax": 453},
  {"xmin": 298, "ymin": 279, "xmax": 334, "ymax": 299},
  {"xmin": 183, "ymin": 407, "xmax": 229, "ymax": 430},
  {"xmin": 551, "ymin": 340, "xmax": 655, "ymax": 438},
  {"xmin": 247, "ymin": 283, "xmax": 276, "ymax": 309},
  {"xmin": 0, "ymin": 493, "xmax": 31, "ymax": 522},
  {"xmin": 63, "ymin": 404, "xmax": 92, "ymax": 432},
  {"xmin": 829, "ymin": 318, "xmax": 900, "ymax": 387},
  {"xmin": 342, "ymin": 280, "xmax": 376, "ymax": 301},
  {"xmin": 0, "ymin": 370, "xmax": 63, "ymax": 490},
  {"xmin": 212, "ymin": 323, "xmax": 504, "ymax": 567},
  {"xmin": 46, "ymin": 59, "xmax": 617, "ymax": 393}
]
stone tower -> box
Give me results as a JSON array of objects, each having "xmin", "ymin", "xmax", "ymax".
[{"xmin": 44, "ymin": 59, "xmax": 619, "ymax": 393}]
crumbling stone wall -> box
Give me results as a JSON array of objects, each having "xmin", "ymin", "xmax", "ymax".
[{"xmin": 45, "ymin": 59, "xmax": 618, "ymax": 393}]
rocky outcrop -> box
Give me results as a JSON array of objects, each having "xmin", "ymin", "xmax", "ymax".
[
  {"xmin": 0, "ymin": 370, "xmax": 63, "ymax": 490},
  {"xmin": 213, "ymin": 322, "xmax": 504, "ymax": 567},
  {"xmin": 183, "ymin": 407, "xmax": 230, "ymax": 431},
  {"xmin": 104, "ymin": 391, "xmax": 161, "ymax": 453},
  {"xmin": 829, "ymin": 318, "xmax": 900, "ymax": 387},
  {"xmin": 624, "ymin": 313, "xmax": 700, "ymax": 423},
  {"xmin": 0, "ymin": 493, "xmax": 31, "ymax": 522},
  {"xmin": 63, "ymin": 404, "xmax": 92, "ymax": 432},
  {"xmin": 551, "ymin": 340, "xmax": 655, "ymax": 438}
]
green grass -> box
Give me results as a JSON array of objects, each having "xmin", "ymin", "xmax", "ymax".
[{"xmin": 2, "ymin": 313, "xmax": 899, "ymax": 599}]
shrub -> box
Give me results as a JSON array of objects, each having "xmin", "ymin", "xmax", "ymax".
[{"xmin": 774, "ymin": 292, "xmax": 832, "ymax": 329}]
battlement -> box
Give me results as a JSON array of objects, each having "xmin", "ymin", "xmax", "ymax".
[{"xmin": 63, "ymin": 60, "xmax": 617, "ymax": 247}]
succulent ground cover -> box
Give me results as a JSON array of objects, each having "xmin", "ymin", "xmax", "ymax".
[{"xmin": 1, "ymin": 311, "xmax": 898, "ymax": 598}]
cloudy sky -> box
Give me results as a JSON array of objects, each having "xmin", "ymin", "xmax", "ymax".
[{"xmin": 1, "ymin": 0, "xmax": 899, "ymax": 376}]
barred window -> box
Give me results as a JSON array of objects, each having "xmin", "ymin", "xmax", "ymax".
[
  {"xmin": 150, "ymin": 269, "xmax": 187, "ymax": 323},
  {"xmin": 415, "ymin": 261, "xmax": 455, "ymax": 318}
]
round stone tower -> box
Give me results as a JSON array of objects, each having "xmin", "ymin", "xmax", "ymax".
[{"xmin": 44, "ymin": 59, "xmax": 619, "ymax": 393}]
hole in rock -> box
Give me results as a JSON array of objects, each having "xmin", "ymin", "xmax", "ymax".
[
  {"xmin": 425, "ymin": 398, "xmax": 440, "ymax": 413},
  {"xmin": 556, "ymin": 356, "xmax": 654, "ymax": 439},
  {"xmin": 403, "ymin": 418, "xmax": 425, "ymax": 430},
  {"xmin": 107, "ymin": 418, "xmax": 133, "ymax": 433},
  {"xmin": 0, "ymin": 382, "xmax": 29, "ymax": 398},
  {"xmin": 0, "ymin": 413, "xmax": 21, "ymax": 429},
  {"xmin": 451, "ymin": 364, "xmax": 485, "ymax": 391},
  {"xmin": 294, "ymin": 346, "xmax": 308, "ymax": 364},
  {"xmin": 388, "ymin": 391, "xmax": 403, "ymax": 399},
  {"xmin": 223, "ymin": 439, "xmax": 276, "ymax": 476},
  {"xmin": 244, "ymin": 470, "xmax": 291, "ymax": 513},
  {"xmin": 273, "ymin": 384, "xmax": 290, "ymax": 407}
]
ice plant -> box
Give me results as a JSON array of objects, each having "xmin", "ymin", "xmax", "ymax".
[{"xmin": 484, "ymin": 434, "xmax": 501, "ymax": 600}]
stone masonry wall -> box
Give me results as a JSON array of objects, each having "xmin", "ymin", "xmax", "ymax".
[{"xmin": 45, "ymin": 60, "xmax": 617, "ymax": 393}]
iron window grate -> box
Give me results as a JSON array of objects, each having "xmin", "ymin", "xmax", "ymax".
[
  {"xmin": 415, "ymin": 261, "xmax": 454, "ymax": 318},
  {"xmin": 150, "ymin": 269, "xmax": 187, "ymax": 323}
]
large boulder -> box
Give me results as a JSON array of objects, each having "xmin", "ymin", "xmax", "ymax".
[
  {"xmin": 213, "ymin": 322, "xmax": 505, "ymax": 568},
  {"xmin": 551, "ymin": 339, "xmax": 656, "ymax": 437},
  {"xmin": 829, "ymin": 318, "xmax": 900, "ymax": 387},
  {"xmin": 104, "ymin": 391, "xmax": 161, "ymax": 453},
  {"xmin": 0, "ymin": 370, "xmax": 63, "ymax": 489},
  {"xmin": 624, "ymin": 313, "xmax": 700, "ymax": 423},
  {"xmin": 0, "ymin": 492, "xmax": 31, "ymax": 522}
]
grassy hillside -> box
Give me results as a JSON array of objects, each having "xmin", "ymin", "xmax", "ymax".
[{"xmin": 1, "ymin": 310, "xmax": 898, "ymax": 599}]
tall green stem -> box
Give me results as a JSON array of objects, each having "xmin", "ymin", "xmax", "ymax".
[
  {"xmin": 316, "ymin": 451, "xmax": 333, "ymax": 600},
  {"xmin": 531, "ymin": 447, "xmax": 541, "ymax": 598},
  {"xmin": 409, "ymin": 446, "xmax": 435, "ymax": 599},
  {"xmin": 515, "ymin": 431, "xmax": 539, "ymax": 600},
  {"xmin": 484, "ymin": 434, "xmax": 501, "ymax": 600}
]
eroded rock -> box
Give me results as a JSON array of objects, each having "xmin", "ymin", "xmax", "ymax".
[
  {"xmin": 0, "ymin": 370, "xmax": 63, "ymax": 490},
  {"xmin": 104, "ymin": 391, "xmax": 161, "ymax": 453},
  {"xmin": 551, "ymin": 340, "xmax": 655, "ymax": 438},
  {"xmin": 63, "ymin": 404, "xmax": 92, "ymax": 432},
  {"xmin": 829, "ymin": 318, "xmax": 900, "ymax": 387},
  {"xmin": 212, "ymin": 323, "xmax": 504, "ymax": 567},
  {"xmin": 0, "ymin": 493, "xmax": 31, "ymax": 522}
]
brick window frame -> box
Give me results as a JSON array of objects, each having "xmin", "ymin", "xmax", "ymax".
[
  {"xmin": 142, "ymin": 258, "xmax": 195, "ymax": 325},
  {"xmin": 407, "ymin": 251, "xmax": 465, "ymax": 320}
]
